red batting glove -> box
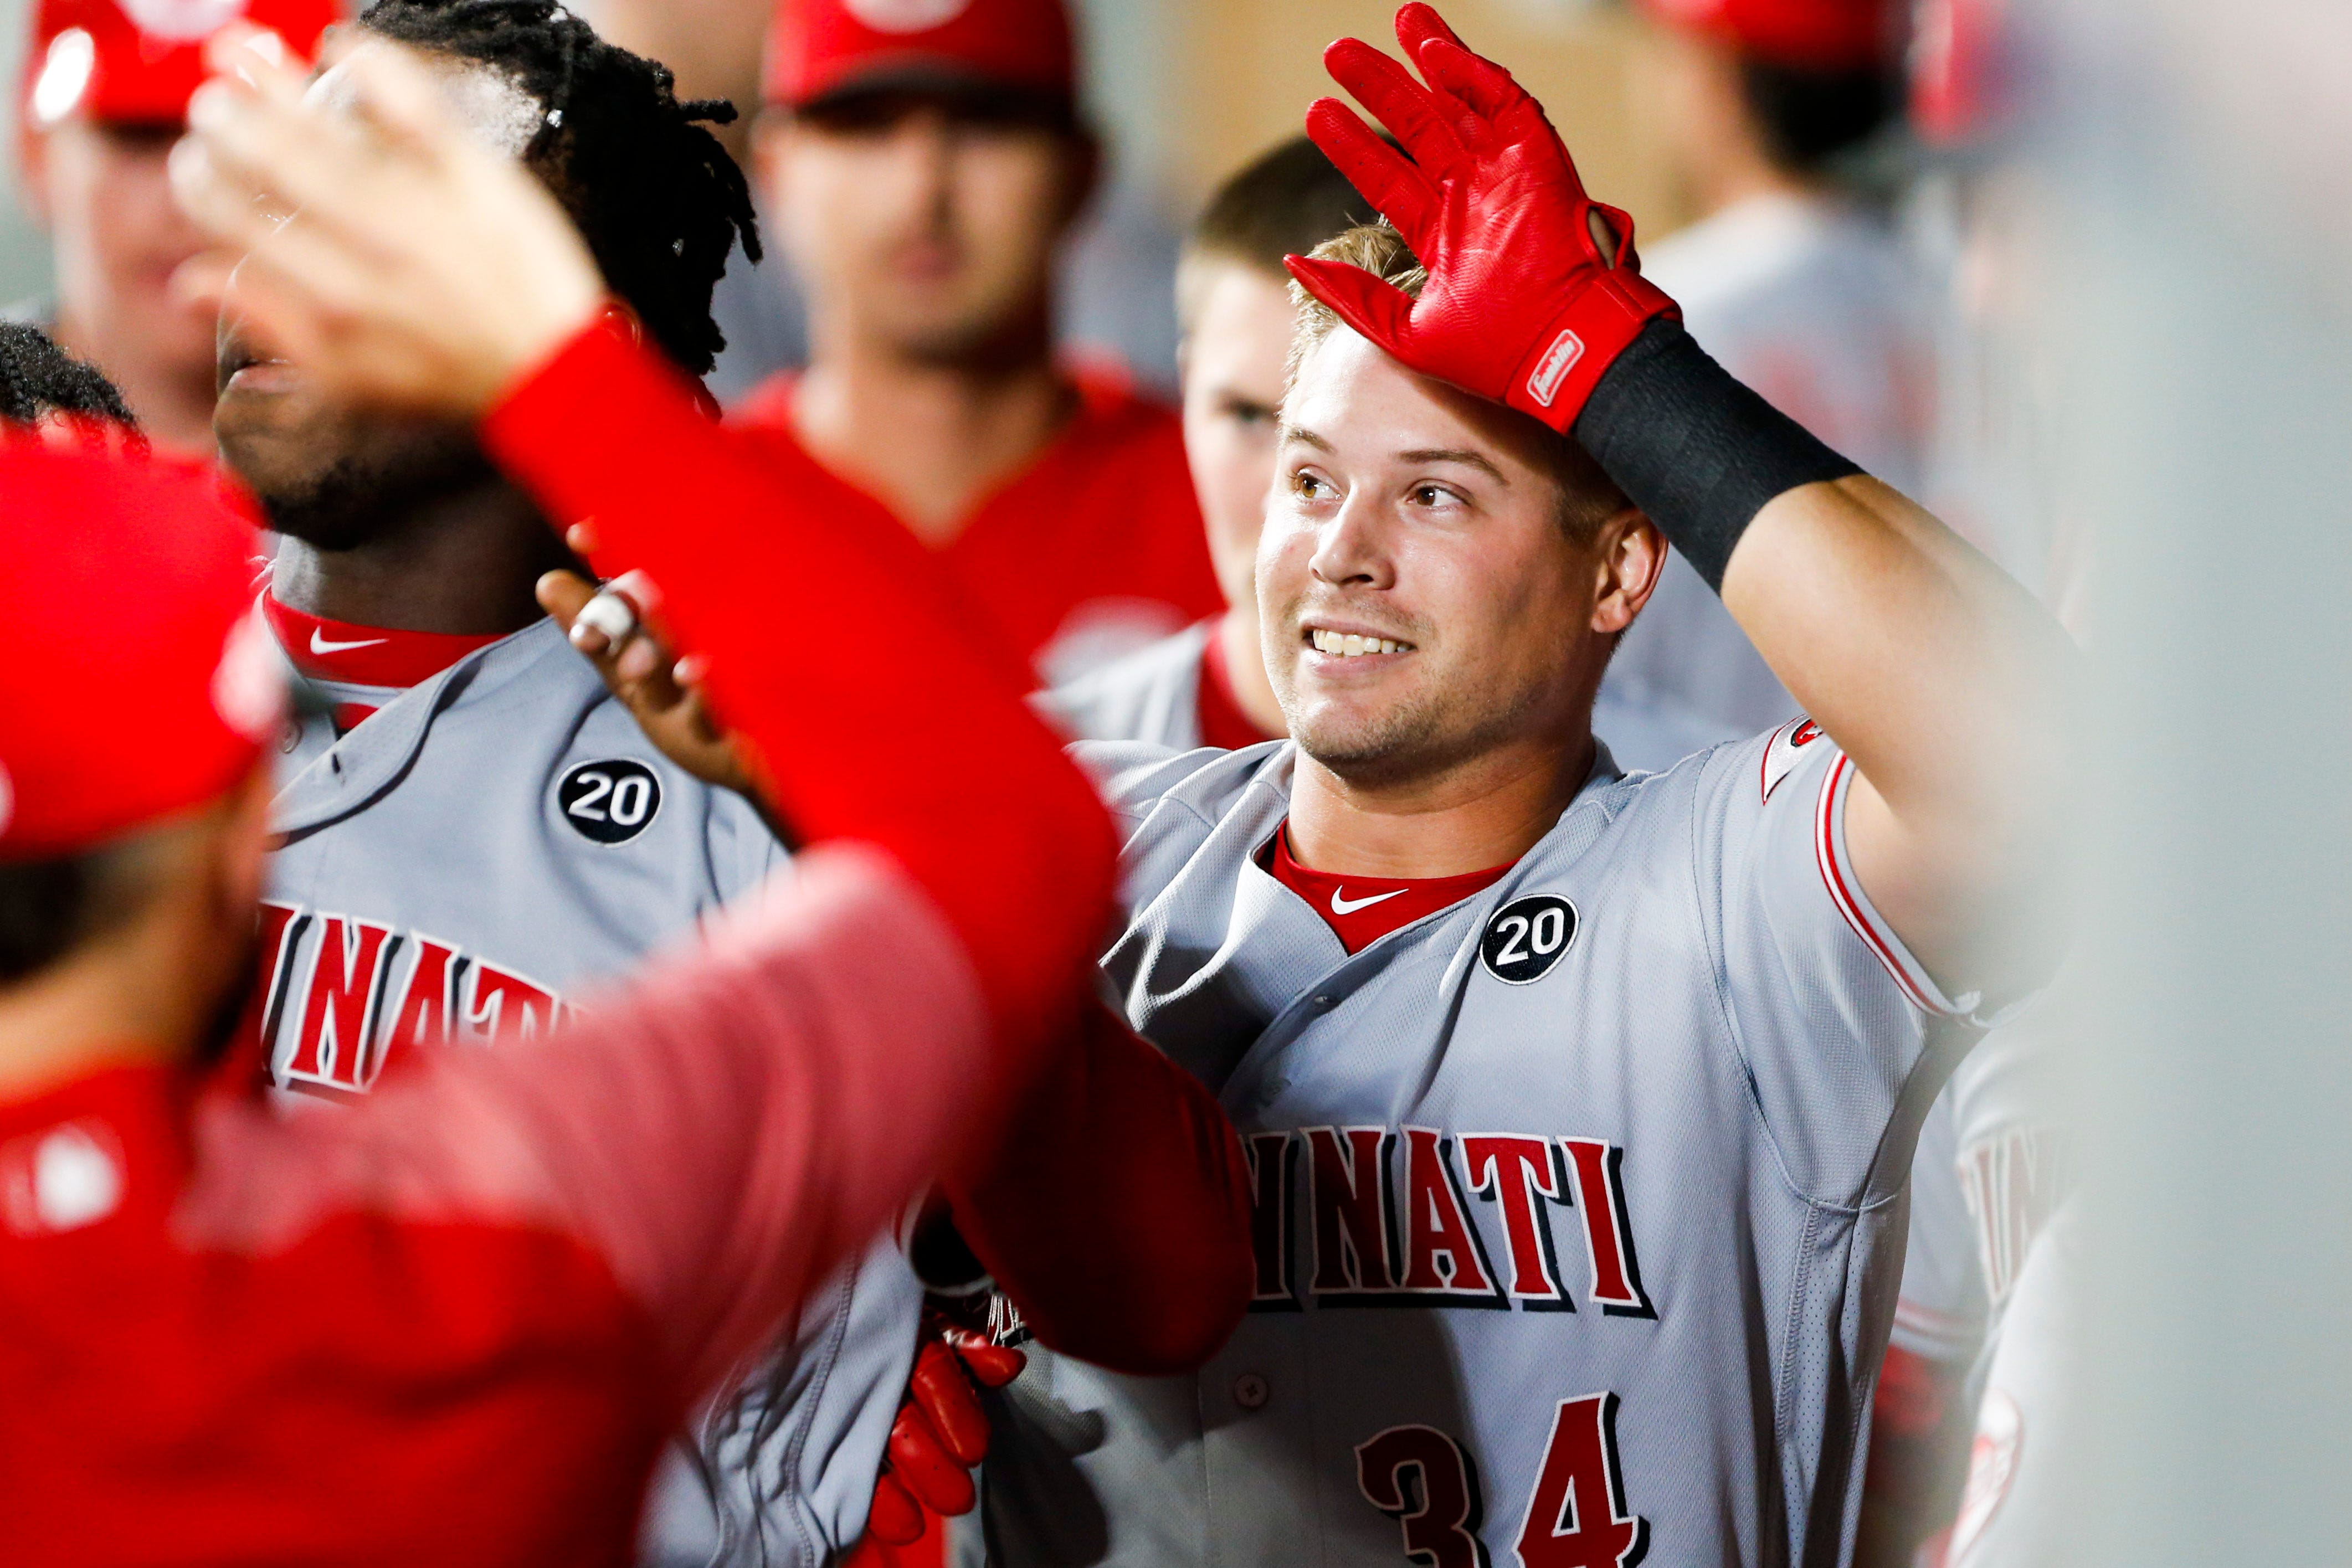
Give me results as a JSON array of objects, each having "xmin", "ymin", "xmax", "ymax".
[
  {"xmin": 1287, "ymin": 2, "xmax": 1680, "ymax": 434},
  {"xmin": 862, "ymin": 1321, "xmax": 1028, "ymax": 1547}
]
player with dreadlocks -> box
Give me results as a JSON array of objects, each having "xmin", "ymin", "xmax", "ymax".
[{"xmin": 214, "ymin": 5, "xmax": 916, "ymax": 1562}]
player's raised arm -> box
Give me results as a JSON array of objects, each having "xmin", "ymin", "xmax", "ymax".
[{"xmin": 1291, "ymin": 3, "xmax": 2077, "ymax": 999}]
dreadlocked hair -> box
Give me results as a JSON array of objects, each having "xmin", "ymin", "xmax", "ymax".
[
  {"xmin": 0, "ymin": 322, "xmax": 140, "ymax": 434},
  {"xmin": 357, "ymin": 0, "xmax": 761, "ymax": 377}
]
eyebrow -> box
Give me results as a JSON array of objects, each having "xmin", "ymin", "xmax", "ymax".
[
  {"xmin": 1398, "ymin": 448, "xmax": 1507, "ymax": 482},
  {"xmin": 1280, "ymin": 424, "xmax": 1334, "ymax": 453}
]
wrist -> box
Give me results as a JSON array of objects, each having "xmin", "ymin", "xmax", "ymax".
[
  {"xmin": 1572, "ymin": 318, "xmax": 1863, "ymax": 592},
  {"xmin": 1503, "ymin": 268, "xmax": 1680, "ymax": 435}
]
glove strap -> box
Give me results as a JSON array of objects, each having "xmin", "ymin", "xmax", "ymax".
[
  {"xmin": 1501, "ymin": 266, "xmax": 1680, "ymax": 436},
  {"xmin": 1573, "ymin": 318, "xmax": 1864, "ymax": 592}
]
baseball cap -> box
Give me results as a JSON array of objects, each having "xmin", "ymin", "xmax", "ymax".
[
  {"xmin": 764, "ymin": 0, "xmax": 1075, "ymax": 112},
  {"xmin": 1909, "ymin": 0, "xmax": 2009, "ymax": 143},
  {"xmin": 0, "ymin": 442, "xmax": 280, "ymax": 860},
  {"xmin": 25, "ymin": 0, "xmax": 340, "ymax": 130},
  {"xmin": 1636, "ymin": 0, "xmax": 1897, "ymax": 73}
]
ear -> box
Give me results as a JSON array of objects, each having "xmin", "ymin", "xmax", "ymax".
[{"xmin": 1589, "ymin": 510, "xmax": 1666, "ymax": 635}]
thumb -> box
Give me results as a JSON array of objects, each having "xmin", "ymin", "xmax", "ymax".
[{"xmin": 1284, "ymin": 254, "xmax": 1419, "ymax": 357}]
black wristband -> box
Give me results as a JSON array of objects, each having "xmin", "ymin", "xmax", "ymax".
[{"xmin": 1572, "ymin": 317, "xmax": 1862, "ymax": 592}]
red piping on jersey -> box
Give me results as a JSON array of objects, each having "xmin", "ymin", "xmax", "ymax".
[{"xmin": 1814, "ymin": 753, "xmax": 1948, "ymax": 1015}]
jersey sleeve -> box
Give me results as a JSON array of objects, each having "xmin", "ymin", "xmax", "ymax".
[
  {"xmin": 1697, "ymin": 718, "xmax": 1980, "ymax": 1205},
  {"xmin": 336, "ymin": 845, "xmax": 990, "ymax": 1410}
]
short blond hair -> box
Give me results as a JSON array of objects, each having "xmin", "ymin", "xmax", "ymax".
[{"xmin": 1286, "ymin": 223, "xmax": 1629, "ymax": 539}]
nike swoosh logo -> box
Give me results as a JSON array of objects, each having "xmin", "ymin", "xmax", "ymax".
[
  {"xmin": 1331, "ymin": 887, "xmax": 1406, "ymax": 917},
  {"xmin": 310, "ymin": 629, "xmax": 389, "ymax": 655}
]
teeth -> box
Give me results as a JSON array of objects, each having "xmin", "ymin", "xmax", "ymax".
[{"xmin": 1310, "ymin": 630, "xmax": 1410, "ymax": 657}]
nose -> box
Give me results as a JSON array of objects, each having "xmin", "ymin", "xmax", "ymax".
[{"xmin": 1308, "ymin": 490, "xmax": 1395, "ymax": 592}]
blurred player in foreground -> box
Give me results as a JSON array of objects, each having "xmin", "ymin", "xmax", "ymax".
[
  {"xmin": 13, "ymin": 0, "xmax": 335, "ymax": 454},
  {"xmin": 979, "ymin": 7, "xmax": 2075, "ymax": 1563},
  {"xmin": 737, "ymin": 0, "xmax": 1221, "ymax": 685},
  {"xmin": 1600, "ymin": 0, "xmax": 1932, "ymax": 772},
  {"xmin": 0, "ymin": 317, "xmax": 1124, "ymax": 1564},
  {"xmin": 200, "ymin": 6, "xmax": 1249, "ymax": 1561},
  {"xmin": 1043, "ymin": 136, "xmax": 1370, "ymax": 751}
]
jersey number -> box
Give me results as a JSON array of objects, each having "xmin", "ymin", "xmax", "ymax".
[{"xmin": 1357, "ymin": 1395, "xmax": 1646, "ymax": 1568}]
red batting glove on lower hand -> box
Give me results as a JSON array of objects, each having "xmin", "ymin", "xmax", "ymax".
[
  {"xmin": 1287, "ymin": 2, "xmax": 1680, "ymax": 434},
  {"xmin": 864, "ymin": 1323, "xmax": 1028, "ymax": 1546}
]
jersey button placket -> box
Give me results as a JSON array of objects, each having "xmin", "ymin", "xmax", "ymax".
[{"xmin": 1230, "ymin": 1372, "xmax": 1271, "ymax": 1412}]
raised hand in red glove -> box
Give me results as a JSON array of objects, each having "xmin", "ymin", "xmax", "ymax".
[
  {"xmin": 860, "ymin": 1312, "xmax": 1027, "ymax": 1550},
  {"xmin": 1287, "ymin": 2, "xmax": 1680, "ymax": 434}
]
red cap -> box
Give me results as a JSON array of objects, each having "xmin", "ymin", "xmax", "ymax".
[
  {"xmin": 764, "ymin": 0, "xmax": 1075, "ymax": 110},
  {"xmin": 25, "ymin": 0, "xmax": 339, "ymax": 129},
  {"xmin": 0, "ymin": 442, "xmax": 280, "ymax": 860},
  {"xmin": 1637, "ymin": 0, "xmax": 1896, "ymax": 72}
]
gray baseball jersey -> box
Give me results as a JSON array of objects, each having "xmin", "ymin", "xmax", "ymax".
[
  {"xmin": 1037, "ymin": 618, "xmax": 1214, "ymax": 750},
  {"xmin": 987, "ymin": 720, "xmax": 1983, "ymax": 1568},
  {"xmin": 255, "ymin": 616, "xmax": 920, "ymax": 1568}
]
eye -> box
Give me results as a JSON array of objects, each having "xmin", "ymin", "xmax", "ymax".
[
  {"xmin": 1224, "ymin": 398, "xmax": 1277, "ymax": 429},
  {"xmin": 1410, "ymin": 482, "xmax": 1464, "ymax": 508},
  {"xmin": 1292, "ymin": 469, "xmax": 1335, "ymax": 502}
]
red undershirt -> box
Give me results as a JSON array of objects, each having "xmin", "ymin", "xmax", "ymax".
[
  {"xmin": 1195, "ymin": 624, "xmax": 1282, "ymax": 753},
  {"xmin": 263, "ymin": 598, "xmax": 504, "ymax": 733},
  {"xmin": 1264, "ymin": 825, "xmax": 1516, "ymax": 955}
]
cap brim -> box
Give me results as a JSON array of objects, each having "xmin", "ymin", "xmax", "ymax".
[{"xmin": 785, "ymin": 58, "xmax": 1074, "ymax": 117}]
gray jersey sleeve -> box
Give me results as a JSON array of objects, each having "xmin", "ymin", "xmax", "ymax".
[{"xmin": 1699, "ymin": 719, "xmax": 1978, "ymax": 1206}]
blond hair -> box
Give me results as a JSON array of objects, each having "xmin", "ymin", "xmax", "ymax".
[{"xmin": 1285, "ymin": 223, "xmax": 1629, "ymax": 539}]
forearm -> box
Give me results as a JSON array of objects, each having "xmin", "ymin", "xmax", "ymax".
[
  {"xmin": 1576, "ymin": 322, "xmax": 2078, "ymax": 976},
  {"xmin": 478, "ymin": 323, "xmax": 1112, "ymax": 1058},
  {"xmin": 945, "ymin": 1004, "xmax": 1255, "ymax": 1375}
]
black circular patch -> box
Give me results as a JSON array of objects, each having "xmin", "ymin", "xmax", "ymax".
[
  {"xmin": 558, "ymin": 759, "xmax": 664, "ymax": 845},
  {"xmin": 1480, "ymin": 894, "xmax": 1579, "ymax": 985}
]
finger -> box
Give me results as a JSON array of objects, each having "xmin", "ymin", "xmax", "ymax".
[
  {"xmin": 909, "ymin": 1341, "xmax": 992, "ymax": 1466},
  {"xmin": 1321, "ymin": 38, "xmax": 1461, "ymax": 173},
  {"xmin": 564, "ymin": 520, "xmax": 602, "ymax": 556},
  {"xmin": 945, "ymin": 1330, "xmax": 1026, "ymax": 1390},
  {"xmin": 325, "ymin": 40, "xmax": 473, "ymax": 163},
  {"xmin": 1394, "ymin": 2, "xmax": 1472, "ymax": 61},
  {"xmin": 572, "ymin": 590, "xmax": 640, "ymax": 655},
  {"xmin": 1413, "ymin": 35, "xmax": 1535, "ymax": 130},
  {"xmin": 1304, "ymin": 97, "xmax": 1439, "ymax": 241},
  {"xmin": 886, "ymin": 1404, "xmax": 977, "ymax": 1516},
  {"xmin": 536, "ymin": 569, "xmax": 602, "ymax": 640},
  {"xmin": 865, "ymin": 1472, "xmax": 927, "ymax": 1546},
  {"xmin": 1284, "ymin": 255, "xmax": 1419, "ymax": 354}
]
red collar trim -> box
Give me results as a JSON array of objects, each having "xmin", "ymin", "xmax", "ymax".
[
  {"xmin": 1196, "ymin": 622, "xmax": 1282, "ymax": 752},
  {"xmin": 1264, "ymin": 826, "xmax": 1516, "ymax": 955},
  {"xmin": 264, "ymin": 598, "xmax": 505, "ymax": 691}
]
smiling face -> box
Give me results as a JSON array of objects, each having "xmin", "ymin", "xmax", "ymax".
[{"xmin": 1263, "ymin": 326, "xmax": 1663, "ymax": 789}]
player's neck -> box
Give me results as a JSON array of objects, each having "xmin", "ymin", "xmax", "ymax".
[
  {"xmin": 1285, "ymin": 729, "xmax": 1596, "ymax": 881},
  {"xmin": 1217, "ymin": 606, "xmax": 1288, "ymax": 740},
  {"xmin": 49, "ymin": 311, "xmax": 218, "ymax": 459},
  {"xmin": 793, "ymin": 313, "xmax": 1075, "ymax": 546},
  {"xmin": 270, "ymin": 480, "xmax": 568, "ymax": 636}
]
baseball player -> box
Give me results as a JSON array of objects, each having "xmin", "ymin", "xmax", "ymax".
[
  {"xmin": 733, "ymin": 0, "xmax": 1224, "ymax": 686},
  {"xmin": 0, "ymin": 279, "xmax": 1143, "ymax": 1560},
  {"xmin": 1043, "ymin": 136, "xmax": 1372, "ymax": 752},
  {"xmin": 12, "ymin": 0, "xmax": 335, "ymax": 454},
  {"xmin": 184, "ymin": 17, "xmax": 1252, "ymax": 1566},
  {"xmin": 969, "ymin": 9, "xmax": 2075, "ymax": 1565},
  {"xmin": 202, "ymin": 13, "xmax": 864, "ymax": 1556}
]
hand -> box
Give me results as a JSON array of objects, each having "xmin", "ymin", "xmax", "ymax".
[
  {"xmin": 863, "ymin": 1310, "xmax": 1027, "ymax": 1548},
  {"xmin": 1287, "ymin": 3, "xmax": 1679, "ymax": 433},
  {"xmin": 537, "ymin": 534, "xmax": 756, "ymax": 797},
  {"xmin": 168, "ymin": 29, "xmax": 605, "ymax": 416}
]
